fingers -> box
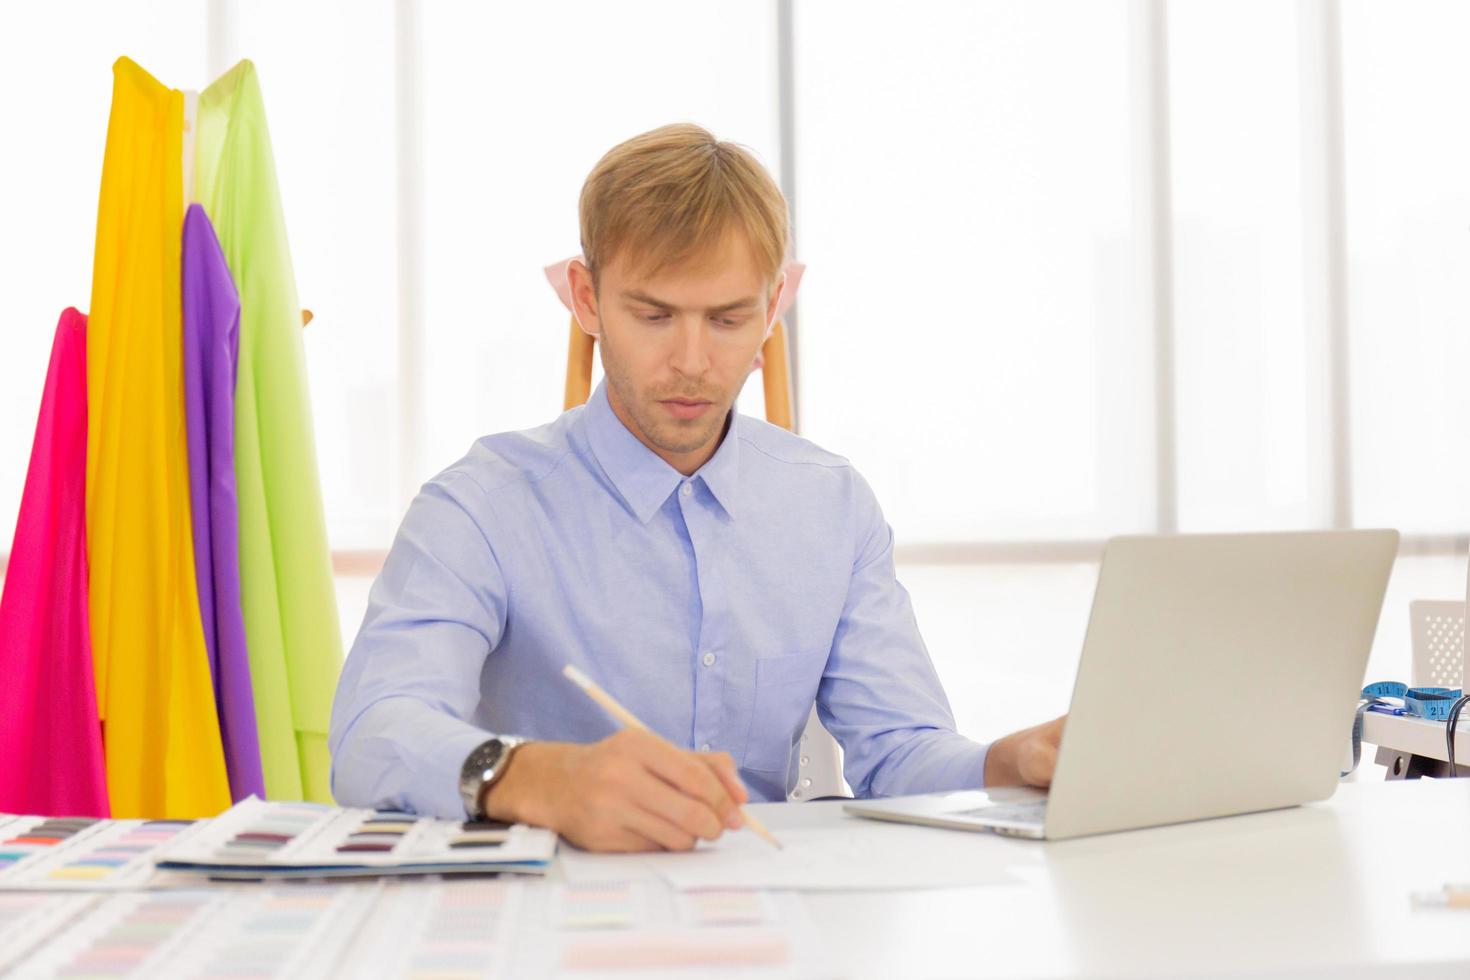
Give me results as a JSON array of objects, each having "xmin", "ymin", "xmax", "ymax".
[
  {"xmin": 1025, "ymin": 740, "xmax": 1059, "ymax": 787},
  {"xmin": 628, "ymin": 767, "xmax": 725, "ymax": 844},
  {"xmin": 699, "ymin": 751, "xmax": 750, "ymax": 817},
  {"xmin": 632, "ymin": 734, "xmax": 743, "ymax": 830},
  {"xmin": 1019, "ymin": 719, "xmax": 1064, "ymax": 787},
  {"xmin": 566, "ymin": 732, "xmax": 757, "ymax": 852},
  {"xmin": 620, "ymin": 805, "xmax": 700, "ymax": 851},
  {"xmin": 567, "ymin": 824, "xmax": 663, "ymax": 854},
  {"xmin": 567, "ymin": 768, "xmax": 695, "ymax": 853}
]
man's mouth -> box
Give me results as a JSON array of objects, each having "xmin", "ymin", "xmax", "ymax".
[{"xmin": 658, "ymin": 397, "xmax": 713, "ymax": 421}]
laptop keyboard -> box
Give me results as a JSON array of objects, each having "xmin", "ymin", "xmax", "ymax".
[{"xmin": 955, "ymin": 800, "xmax": 1048, "ymax": 824}]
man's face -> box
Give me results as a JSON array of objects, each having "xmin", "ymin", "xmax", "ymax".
[{"xmin": 571, "ymin": 230, "xmax": 782, "ymax": 474}]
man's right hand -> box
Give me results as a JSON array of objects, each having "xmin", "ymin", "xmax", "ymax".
[{"xmin": 480, "ymin": 729, "xmax": 748, "ymax": 852}]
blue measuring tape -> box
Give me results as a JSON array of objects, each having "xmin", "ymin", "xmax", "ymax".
[
  {"xmin": 1347, "ymin": 681, "xmax": 1470, "ymax": 777},
  {"xmin": 1360, "ymin": 681, "xmax": 1465, "ymax": 722}
]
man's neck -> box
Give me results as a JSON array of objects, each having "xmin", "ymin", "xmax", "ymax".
[{"xmin": 606, "ymin": 389, "xmax": 730, "ymax": 477}]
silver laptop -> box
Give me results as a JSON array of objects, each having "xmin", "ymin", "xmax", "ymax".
[{"xmin": 845, "ymin": 530, "xmax": 1399, "ymax": 841}]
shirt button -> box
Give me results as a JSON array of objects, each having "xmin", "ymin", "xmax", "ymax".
[
  {"xmin": 700, "ymin": 743, "xmax": 711, "ymax": 752},
  {"xmin": 701, "ymin": 651, "xmax": 716, "ymax": 667},
  {"xmin": 680, "ymin": 482, "xmax": 693, "ymax": 497}
]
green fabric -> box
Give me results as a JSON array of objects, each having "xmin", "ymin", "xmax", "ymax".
[{"xmin": 195, "ymin": 60, "xmax": 342, "ymax": 802}]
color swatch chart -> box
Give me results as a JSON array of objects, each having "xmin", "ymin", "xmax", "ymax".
[
  {"xmin": 334, "ymin": 877, "xmax": 520, "ymax": 979},
  {"xmin": 342, "ymin": 878, "xmax": 820, "ymax": 979},
  {"xmin": 0, "ymin": 892, "xmax": 99, "ymax": 974},
  {"xmin": 154, "ymin": 796, "xmax": 557, "ymax": 878},
  {"xmin": 4, "ymin": 877, "xmax": 825, "ymax": 979},
  {"xmin": 0, "ymin": 814, "xmax": 202, "ymax": 890},
  {"xmin": 515, "ymin": 879, "xmax": 822, "ymax": 978},
  {"xmin": 7, "ymin": 883, "xmax": 378, "ymax": 979}
]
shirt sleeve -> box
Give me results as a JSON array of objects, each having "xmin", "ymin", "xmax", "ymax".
[
  {"xmin": 815, "ymin": 471, "xmax": 992, "ymax": 798},
  {"xmin": 328, "ymin": 474, "xmax": 508, "ymax": 817}
]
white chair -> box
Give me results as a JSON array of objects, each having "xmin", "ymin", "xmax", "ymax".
[
  {"xmin": 1373, "ymin": 600, "xmax": 1467, "ymax": 780},
  {"xmin": 790, "ymin": 708, "xmax": 848, "ymax": 800},
  {"xmin": 1409, "ymin": 600, "xmax": 1465, "ymax": 690}
]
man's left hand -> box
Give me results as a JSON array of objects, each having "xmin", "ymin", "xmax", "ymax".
[{"xmin": 982, "ymin": 714, "xmax": 1067, "ymax": 788}]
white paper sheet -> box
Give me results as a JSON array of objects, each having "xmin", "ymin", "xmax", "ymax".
[{"xmin": 559, "ymin": 818, "xmax": 1028, "ymax": 891}]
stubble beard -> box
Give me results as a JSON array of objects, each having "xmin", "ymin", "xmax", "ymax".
[{"xmin": 601, "ymin": 332, "xmax": 733, "ymax": 457}]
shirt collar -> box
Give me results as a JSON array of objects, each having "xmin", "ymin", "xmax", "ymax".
[
  {"xmin": 695, "ymin": 408, "xmax": 741, "ymax": 520},
  {"xmin": 583, "ymin": 380, "xmax": 742, "ymax": 523}
]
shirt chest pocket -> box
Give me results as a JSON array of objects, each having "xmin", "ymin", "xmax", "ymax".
[{"xmin": 741, "ymin": 652, "xmax": 822, "ymax": 773}]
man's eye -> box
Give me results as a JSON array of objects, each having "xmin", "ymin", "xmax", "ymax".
[
  {"xmin": 714, "ymin": 316, "xmax": 745, "ymax": 328},
  {"xmin": 641, "ymin": 312, "xmax": 669, "ymax": 323}
]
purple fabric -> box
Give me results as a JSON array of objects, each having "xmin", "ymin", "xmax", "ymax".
[{"xmin": 183, "ymin": 203, "xmax": 265, "ymax": 801}]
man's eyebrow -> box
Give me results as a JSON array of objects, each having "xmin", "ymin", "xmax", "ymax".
[
  {"xmin": 708, "ymin": 295, "xmax": 762, "ymax": 313},
  {"xmin": 621, "ymin": 290, "xmax": 761, "ymax": 314}
]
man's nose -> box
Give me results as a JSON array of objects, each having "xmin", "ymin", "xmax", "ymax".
[{"xmin": 669, "ymin": 316, "xmax": 712, "ymax": 378}]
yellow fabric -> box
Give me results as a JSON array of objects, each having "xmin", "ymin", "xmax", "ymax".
[{"xmin": 86, "ymin": 57, "xmax": 232, "ymax": 818}]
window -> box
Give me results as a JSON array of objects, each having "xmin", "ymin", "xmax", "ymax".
[
  {"xmin": 228, "ymin": 0, "xmax": 400, "ymax": 549},
  {"xmin": 1341, "ymin": 0, "xmax": 1470, "ymax": 534},
  {"xmin": 0, "ymin": 2, "xmax": 206, "ymax": 550},
  {"xmin": 1169, "ymin": 0, "xmax": 1329, "ymax": 532},
  {"xmin": 0, "ymin": 3, "xmax": 1463, "ymax": 740},
  {"xmin": 417, "ymin": 0, "xmax": 780, "ymax": 498},
  {"xmin": 793, "ymin": 0, "xmax": 1151, "ymax": 545}
]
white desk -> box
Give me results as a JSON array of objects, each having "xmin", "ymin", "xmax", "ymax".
[
  {"xmin": 1363, "ymin": 710, "xmax": 1470, "ymax": 776},
  {"xmin": 771, "ymin": 778, "xmax": 1470, "ymax": 979},
  {"xmin": 6, "ymin": 779, "xmax": 1468, "ymax": 978}
]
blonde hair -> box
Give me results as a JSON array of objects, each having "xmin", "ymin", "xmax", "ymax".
[{"xmin": 579, "ymin": 123, "xmax": 790, "ymax": 291}]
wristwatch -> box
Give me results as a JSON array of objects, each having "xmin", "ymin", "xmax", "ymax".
[{"xmin": 458, "ymin": 735, "xmax": 527, "ymax": 820}]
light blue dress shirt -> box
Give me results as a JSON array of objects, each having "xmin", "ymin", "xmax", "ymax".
[{"xmin": 329, "ymin": 380, "xmax": 990, "ymax": 817}]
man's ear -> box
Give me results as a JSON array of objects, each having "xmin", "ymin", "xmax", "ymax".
[
  {"xmin": 567, "ymin": 258, "xmax": 601, "ymax": 337},
  {"xmin": 764, "ymin": 272, "xmax": 788, "ymax": 339}
]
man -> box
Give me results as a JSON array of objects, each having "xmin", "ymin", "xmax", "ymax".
[{"xmin": 329, "ymin": 123, "xmax": 1065, "ymax": 853}]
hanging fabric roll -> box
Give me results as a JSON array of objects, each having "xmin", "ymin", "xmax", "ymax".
[
  {"xmin": 0, "ymin": 309, "xmax": 109, "ymax": 817},
  {"xmin": 195, "ymin": 60, "xmax": 343, "ymax": 803},
  {"xmin": 183, "ymin": 203, "xmax": 266, "ymax": 803},
  {"xmin": 87, "ymin": 57, "xmax": 232, "ymax": 818}
]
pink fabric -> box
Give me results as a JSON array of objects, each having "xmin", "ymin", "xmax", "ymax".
[
  {"xmin": 0, "ymin": 308, "xmax": 109, "ymax": 817},
  {"xmin": 543, "ymin": 256, "xmax": 803, "ymax": 373}
]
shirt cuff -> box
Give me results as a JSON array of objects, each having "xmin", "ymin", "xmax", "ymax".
[
  {"xmin": 332, "ymin": 697, "xmax": 494, "ymax": 819},
  {"xmin": 974, "ymin": 739, "xmax": 992, "ymax": 789},
  {"xmin": 430, "ymin": 726, "xmax": 503, "ymax": 819}
]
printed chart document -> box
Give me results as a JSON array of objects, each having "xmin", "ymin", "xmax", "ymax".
[
  {"xmin": 0, "ymin": 813, "xmax": 209, "ymax": 891},
  {"xmin": 154, "ymin": 796, "xmax": 557, "ymax": 879},
  {"xmin": 561, "ymin": 817, "xmax": 1031, "ymax": 891},
  {"xmin": 0, "ymin": 892, "xmax": 99, "ymax": 973},
  {"xmin": 500, "ymin": 878, "xmax": 832, "ymax": 979},
  {"xmin": 9, "ymin": 878, "xmax": 832, "ymax": 979},
  {"xmin": 11, "ymin": 883, "xmax": 398, "ymax": 979}
]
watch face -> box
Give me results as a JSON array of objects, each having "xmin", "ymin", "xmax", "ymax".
[
  {"xmin": 467, "ymin": 739, "xmax": 505, "ymax": 780},
  {"xmin": 480, "ymin": 740, "xmax": 505, "ymax": 770}
]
